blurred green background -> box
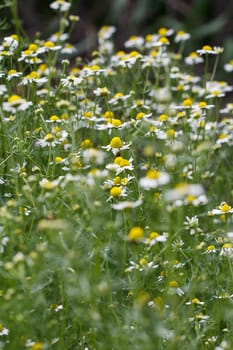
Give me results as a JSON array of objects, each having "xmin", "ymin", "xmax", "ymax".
[{"xmin": 1, "ymin": 0, "xmax": 233, "ymax": 63}]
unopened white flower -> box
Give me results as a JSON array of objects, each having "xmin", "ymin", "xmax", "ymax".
[
  {"xmin": 108, "ymin": 92, "xmax": 132, "ymax": 105},
  {"xmin": 189, "ymin": 313, "xmax": 210, "ymax": 323},
  {"xmin": 146, "ymin": 231, "xmax": 167, "ymax": 246},
  {"xmin": 168, "ymin": 280, "xmax": 184, "ymax": 296},
  {"xmin": 2, "ymin": 94, "xmax": 32, "ymax": 112},
  {"xmin": 139, "ymin": 169, "xmax": 169, "ymax": 190},
  {"xmin": 20, "ymin": 71, "xmax": 48, "ymax": 86},
  {"xmin": 13, "ymin": 252, "xmax": 25, "ymax": 263},
  {"xmin": 39, "ymin": 178, "xmax": 60, "ymax": 190},
  {"xmin": 106, "ymin": 156, "xmax": 134, "ymax": 175},
  {"xmin": 184, "ymin": 216, "xmax": 202, "ymax": 235},
  {"xmin": 197, "ymin": 45, "xmax": 223, "ymax": 55},
  {"xmin": 49, "ymin": 32, "xmax": 69, "ymax": 42},
  {"xmin": 98, "ymin": 26, "xmax": 116, "ymax": 43},
  {"xmin": 82, "ymin": 148, "xmax": 106, "ymax": 165},
  {"xmin": 224, "ymin": 59, "xmax": 233, "ymax": 72},
  {"xmin": 174, "ymin": 30, "xmax": 190, "ymax": 42},
  {"xmin": 185, "ymin": 52, "xmax": 204, "ymax": 65},
  {"xmin": 165, "ymin": 183, "xmax": 205, "ymax": 202},
  {"xmin": 117, "ymin": 52, "xmax": 142, "ymax": 68},
  {"xmin": 93, "ymin": 86, "xmax": 110, "ymax": 96},
  {"xmin": 50, "ymin": 0, "xmax": 71, "ymax": 12},
  {"xmin": 111, "ymin": 197, "xmax": 143, "ymax": 210},
  {"xmin": 7, "ymin": 69, "xmax": 22, "ymax": 80},
  {"xmin": 2, "ymin": 34, "xmax": 19, "ymax": 51},
  {"xmin": 220, "ymin": 103, "xmax": 233, "ymax": 114},
  {"xmin": 186, "ymin": 297, "xmax": 205, "ymax": 305},
  {"xmin": 60, "ymin": 75, "xmax": 83, "ymax": 87},
  {"xmin": 103, "ymin": 136, "xmax": 131, "ymax": 155},
  {"xmin": 0, "ymin": 84, "xmax": 7, "ymax": 95},
  {"xmin": 124, "ymin": 35, "xmax": 144, "ymax": 49},
  {"xmin": 208, "ymin": 201, "xmax": 233, "ymax": 216},
  {"xmin": 0, "ymin": 324, "xmax": 9, "ymax": 336},
  {"xmin": 157, "ymin": 27, "xmax": 174, "ymax": 37},
  {"xmin": 220, "ymin": 243, "xmax": 233, "ymax": 257}
]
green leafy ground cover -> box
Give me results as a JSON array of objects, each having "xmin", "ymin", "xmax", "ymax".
[{"xmin": 1, "ymin": 1, "xmax": 233, "ymax": 349}]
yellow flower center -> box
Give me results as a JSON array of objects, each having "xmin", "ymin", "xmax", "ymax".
[
  {"xmin": 186, "ymin": 195, "xmax": 196, "ymax": 203},
  {"xmin": 31, "ymin": 342, "xmax": 43, "ymax": 350},
  {"xmin": 140, "ymin": 258, "xmax": 147, "ymax": 265},
  {"xmin": 116, "ymin": 50, "xmax": 125, "ymax": 56},
  {"xmin": 189, "ymin": 52, "xmax": 198, "ymax": 58},
  {"xmin": 128, "ymin": 227, "xmax": 144, "ymax": 241},
  {"xmin": 44, "ymin": 41, "xmax": 55, "ymax": 48},
  {"xmin": 136, "ymin": 112, "xmax": 146, "ymax": 120},
  {"xmin": 212, "ymin": 90, "xmax": 221, "ymax": 96},
  {"xmin": 100, "ymin": 87, "xmax": 109, "ymax": 95},
  {"xmin": 110, "ymin": 137, "xmax": 123, "ymax": 149},
  {"xmin": 8, "ymin": 69, "xmax": 17, "ymax": 75},
  {"xmin": 26, "ymin": 71, "xmax": 39, "ymax": 79},
  {"xmin": 84, "ymin": 111, "xmax": 93, "ymax": 119},
  {"xmin": 169, "ymin": 280, "xmax": 179, "ymax": 288},
  {"xmin": 111, "ymin": 119, "xmax": 122, "ymax": 127},
  {"xmin": 191, "ymin": 297, "xmax": 201, "ymax": 304},
  {"xmin": 159, "ymin": 37, "xmax": 169, "ymax": 44},
  {"xmin": 90, "ymin": 65, "xmax": 100, "ymax": 71},
  {"xmin": 113, "ymin": 176, "xmax": 121, "ymax": 185},
  {"xmin": 81, "ymin": 139, "xmax": 92, "ymax": 148},
  {"xmin": 218, "ymin": 133, "xmax": 227, "ymax": 140},
  {"xmin": 8, "ymin": 94, "xmax": 21, "ymax": 103},
  {"xmin": 159, "ymin": 114, "xmax": 168, "ymax": 122},
  {"xmin": 177, "ymin": 84, "xmax": 184, "ymax": 91},
  {"xmin": 158, "ymin": 27, "xmax": 168, "ymax": 36},
  {"xmin": 149, "ymin": 231, "xmax": 160, "ymax": 240},
  {"xmin": 207, "ymin": 245, "xmax": 216, "ymax": 251},
  {"xmin": 150, "ymin": 50, "xmax": 158, "ymax": 57},
  {"xmin": 114, "ymin": 157, "xmax": 130, "ymax": 167},
  {"xmin": 28, "ymin": 44, "xmax": 38, "ymax": 52},
  {"xmin": 110, "ymin": 186, "xmax": 122, "ymax": 197},
  {"xmin": 129, "ymin": 35, "xmax": 138, "ymax": 41},
  {"xmin": 44, "ymin": 133, "xmax": 54, "ymax": 142},
  {"xmin": 177, "ymin": 30, "xmax": 185, "ymax": 36},
  {"xmin": 198, "ymin": 101, "xmax": 207, "ymax": 108},
  {"xmin": 202, "ymin": 45, "xmax": 213, "ymax": 51},
  {"xmin": 40, "ymin": 180, "xmax": 56, "ymax": 190},
  {"xmin": 198, "ymin": 121, "xmax": 205, "ymax": 128},
  {"xmin": 55, "ymin": 156, "xmax": 63, "ymax": 163},
  {"xmin": 166, "ymin": 129, "xmax": 175, "ymax": 139},
  {"xmin": 182, "ymin": 98, "xmax": 193, "ymax": 107},
  {"xmin": 50, "ymin": 115, "xmax": 59, "ymax": 121},
  {"xmin": 121, "ymin": 177, "xmax": 129, "ymax": 185},
  {"xmin": 129, "ymin": 50, "xmax": 140, "ymax": 58},
  {"xmin": 104, "ymin": 111, "xmax": 114, "ymax": 119},
  {"xmin": 146, "ymin": 169, "xmax": 160, "ymax": 179},
  {"xmin": 114, "ymin": 92, "xmax": 123, "ymax": 98},
  {"xmin": 220, "ymin": 202, "xmax": 231, "ymax": 212},
  {"xmin": 145, "ymin": 34, "xmax": 153, "ymax": 42},
  {"xmin": 222, "ymin": 243, "xmax": 232, "ymax": 249},
  {"xmin": 11, "ymin": 34, "xmax": 19, "ymax": 41},
  {"xmin": 177, "ymin": 111, "xmax": 185, "ymax": 119}
]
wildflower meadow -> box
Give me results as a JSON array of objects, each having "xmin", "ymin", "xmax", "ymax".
[{"xmin": 1, "ymin": 1, "xmax": 233, "ymax": 349}]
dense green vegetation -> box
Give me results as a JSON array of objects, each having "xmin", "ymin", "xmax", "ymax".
[{"xmin": 0, "ymin": 1, "xmax": 233, "ymax": 349}]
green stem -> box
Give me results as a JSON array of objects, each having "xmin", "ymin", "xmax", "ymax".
[
  {"xmin": 211, "ymin": 54, "xmax": 220, "ymax": 81},
  {"xmin": 10, "ymin": 0, "xmax": 24, "ymax": 39},
  {"xmin": 204, "ymin": 54, "xmax": 209, "ymax": 90},
  {"xmin": 0, "ymin": 107, "xmax": 8, "ymax": 195}
]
